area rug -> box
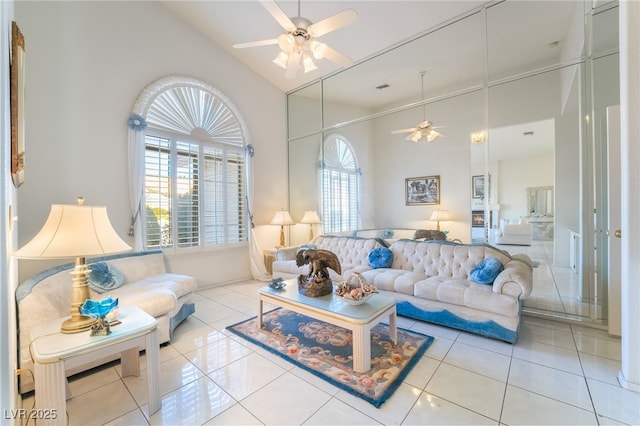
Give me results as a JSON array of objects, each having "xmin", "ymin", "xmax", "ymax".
[{"xmin": 227, "ymin": 308, "xmax": 434, "ymax": 407}]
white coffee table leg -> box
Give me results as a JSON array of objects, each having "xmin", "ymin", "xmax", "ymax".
[
  {"xmin": 120, "ymin": 347, "xmax": 140, "ymax": 377},
  {"xmin": 352, "ymin": 326, "xmax": 371, "ymax": 373},
  {"xmin": 145, "ymin": 329, "xmax": 161, "ymax": 415},
  {"xmin": 389, "ymin": 310, "xmax": 398, "ymax": 344},
  {"xmin": 257, "ymin": 299, "xmax": 263, "ymax": 328},
  {"xmin": 34, "ymin": 361, "xmax": 66, "ymax": 426}
]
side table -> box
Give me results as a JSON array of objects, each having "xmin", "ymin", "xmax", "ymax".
[
  {"xmin": 29, "ymin": 305, "xmax": 161, "ymax": 425},
  {"xmin": 263, "ymin": 248, "xmax": 277, "ymax": 274}
]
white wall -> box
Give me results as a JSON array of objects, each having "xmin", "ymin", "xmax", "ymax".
[
  {"xmin": 2, "ymin": 0, "xmax": 19, "ymax": 413},
  {"xmin": 497, "ymin": 154, "xmax": 554, "ymax": 221},
  {"xmin": 15, "ymin": 1, "xmax": 287, "ymax": 285},
  {"xmin": 371, "ymin": 90, "xmax": 486, "ymax": 242}
]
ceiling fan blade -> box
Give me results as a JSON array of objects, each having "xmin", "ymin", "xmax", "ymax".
[
  {"xmin": 308, "ymin": 9, "xmax": 358, "ymax": 37},
  {"xmin": 260, "ymin": 0, "xmax": 296, "ymax": 32},
  {"xmin": 391, "ymin": 128, "xmax": 417, "ymax": 134},
  {"xmin": 232, "ymin": 38, "xmax": 279, "ymax": 49},
  {"xmin": 320, "ymin": 45, "xmax": 353, "ymax": 68},
  {"xmin": 285, "ymin": 53, "xmax": 301, "ymax": 79}
]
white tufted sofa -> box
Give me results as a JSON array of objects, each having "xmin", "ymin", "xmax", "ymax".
[
  {"xmin": 272, "ymin": 235, "xmax": 385, "ymax": 281},
  {"xmin": 16, "ymin": 250, "xmax": 197, "ymax": 393},
  {"xmin": 360, "ymin": 240, "xmax": 533, "ymax": 342}
]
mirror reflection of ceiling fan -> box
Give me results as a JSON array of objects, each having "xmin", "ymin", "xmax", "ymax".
[
  {"xmin": 232, "ymin": 0, "xmax": 358, "ymax": 79},
  {"xmin": 391, "ymin": 71, "xmax": 444, "ymax": 142}
]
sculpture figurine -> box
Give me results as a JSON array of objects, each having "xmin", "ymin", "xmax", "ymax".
[{"xmin": 296, "ymin": 248, "xmax": 342, "ymax": 297}]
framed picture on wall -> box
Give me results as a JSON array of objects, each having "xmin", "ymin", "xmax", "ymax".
[
  {"xmin": 472, "ymin": 175, "xmax": 484, "ymax": 199},
  {"xmin": 10, "ymin": 21, "xmax": 26, "ymax": 188},
  {"xmin": 406, "ymin": 175, "xmax": 440, "ymax": 205}
]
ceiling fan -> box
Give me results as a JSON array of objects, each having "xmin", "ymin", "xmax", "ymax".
[
  {"xmin": 233, "ymin": 0, "xmax": 358, "ymax": 79},
  {"xmin": 391, "ymin": 71, "xmax": 443, "ymax": 142}
]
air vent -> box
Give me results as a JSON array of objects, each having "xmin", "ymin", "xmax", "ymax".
[
  {"xmin": 523, "ymin": 131, "xmax": 534, "ymax": 136},
  {"xmin": 375, "ymin": 83, "xmax": 390, "ymax": 90}
]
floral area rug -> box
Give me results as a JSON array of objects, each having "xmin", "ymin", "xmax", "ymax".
[{"xmin": 226, "ymin": 308, "xmax": 434, "ymax": 407}]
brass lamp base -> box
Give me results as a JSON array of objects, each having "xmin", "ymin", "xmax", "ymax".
[
  {"xmin": 61, "ymin": 256, "xmax": 96, "ymax": 334},
  {"xmin": 61, "ymin": 315, "xmax": 96, "ymax": 334}
]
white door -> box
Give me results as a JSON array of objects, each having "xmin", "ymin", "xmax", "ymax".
[{"xmin": 607, "ymin": 105, "xmax": 621, "ymax": 336}]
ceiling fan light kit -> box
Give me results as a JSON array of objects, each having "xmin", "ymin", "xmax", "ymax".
[
  {"xmin": 234, "ymin": 0, "xmax": 357, "ymax": 79},
  {"xmin": 392, "ymin": 71, "xmax": 443, "ymax": 142}
]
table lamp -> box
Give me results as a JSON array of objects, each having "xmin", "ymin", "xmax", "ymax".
[
  {"xmin": 429, "ymin": 209, "xmax": 449, "ymax": 231},
  {"xmin": 270, "ymin": 210, "xmax": 294, "ymax": 247},
  {"xmin": 300, "ymin": 210, "xmax": 321, "ymax": 240},
  {"xmin": 13, "ymin": 197, "xmax": 131, "ymax": 333}
]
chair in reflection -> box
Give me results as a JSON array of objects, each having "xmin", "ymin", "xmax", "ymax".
[
  {"xmin": 493, "ymin": 221, "xmax": 532, "ymax": 246},
  {"xmin": 413, "ymin": 229, "xmax": 447, "ymax": 241}
]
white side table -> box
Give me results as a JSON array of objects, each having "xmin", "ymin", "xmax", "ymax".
[{"xmin": 30, "ymin": 305, "xmax": 161, "ymax": 425}]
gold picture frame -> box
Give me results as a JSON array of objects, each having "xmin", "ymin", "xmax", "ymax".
[
  {"xmin": 405, "ymin": 175, "xmax": 440, "ymax": 205},
  {"xmin": 11, "ymin": 21, "xmax": 25, "ymax": 188}
]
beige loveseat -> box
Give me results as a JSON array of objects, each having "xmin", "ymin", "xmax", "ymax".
[
  {"xmin": 361, "ymin": 240, "xmax": 533, "ymax": 342},
  {"xmin": 16, "ymin": 250, "xmax": 197, "ymax": 393}
]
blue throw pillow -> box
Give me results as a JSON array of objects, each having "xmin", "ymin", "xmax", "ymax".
[
  {"xmin": 377, "ymin": 229, "xmax": 394, "ymax": 239},
  {"xmin": 368, "ymin": 247, "xmax": 393, "ymax": 269},
  {"xmin": 469, "ymin": 257, "xmax": 504, "ymax": 285},
  {"xmin": 87, "ymin": 262, "xmax": 125, "ymax": 293}
]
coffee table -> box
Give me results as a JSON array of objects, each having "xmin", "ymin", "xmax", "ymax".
[
  {"xmin": 29, "ymin": 305, "xmax": 161, "ymax": 425},
  {"xmin": 258, "ymin": 279, "xmax": 397, "ymax": 372}
]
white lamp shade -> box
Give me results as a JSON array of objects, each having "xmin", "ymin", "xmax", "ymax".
[
  {"xmin": 14, "ymin": 204, "xmax": 131, "ymax": 259},
  {"xmin": 429, "ymin": 210, "xmax": 450, "ymax": 221},
  {"xmin": 270, "ymin": 210, "xmax": 295, "ymax": 226},
  {"xmin": 300, "ymin": 211, "xmax": 321, "ymax": 224}
]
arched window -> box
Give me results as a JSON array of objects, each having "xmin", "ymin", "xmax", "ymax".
[
  {"xmin": 129, "ymin": 76, "xmax": 248, "ymax": 252},
  {"xmin": 321, "ymin": 134, "xmax": 360, "ymax": 233}
]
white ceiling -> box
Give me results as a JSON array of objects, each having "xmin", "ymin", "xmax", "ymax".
[
  {"xmin": 160, "ymin": 0, "xmax": 593, "ymax": 160},
  {"xmin": 162, "ymin": 0, "xmax": 491, "ymax": 94}
]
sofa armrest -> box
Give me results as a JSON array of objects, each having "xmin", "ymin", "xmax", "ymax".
[
  {"xmin": 492, "ymin": 259, "xmax": 533, "ymax": 299},
  {"xmin": 275, "ymin": 246, "xmax": 300, "ymax": 261}
]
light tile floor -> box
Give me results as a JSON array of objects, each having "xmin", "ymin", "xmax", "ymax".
[{"xmin": 21, "ymin": 280, "xmax": 640, "ymax": 425}]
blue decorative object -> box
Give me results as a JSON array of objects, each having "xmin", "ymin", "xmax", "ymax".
[
  {"xmin": 269, "ymin": 277, "xmax": 286, "ymax": 290},
  {"xmin": 127, "ymin": 113, "xmax": 147, "ymax": 131},
  {"xmin": 88, "ymin": 262, "xmax": 125, "ymax": 293},
  {"xmin": 80, "ymin": 296, "xmax": 119, "ymax": 336},
  {"xmin": 469, "ymin": 257, "xmax": 504, "ymax": 285},
  {"xmin": 378, "ymin": 229, "xmax": 394, "ymax": 239},
  {"xmin": 368, "ymin": 247, "xmax": 393, "ymax": 269},
  {"xmin": 80, "ymin": 296, "xmax": 119, "ymax": 318},
  {"xmin": 246, "ymin": 144, "xmax": 254, "ymax": 157}
]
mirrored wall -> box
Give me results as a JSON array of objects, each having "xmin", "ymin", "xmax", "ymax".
[{"xmin": 286, "ymin": 0, "xmax": 619, "ymax": 324}]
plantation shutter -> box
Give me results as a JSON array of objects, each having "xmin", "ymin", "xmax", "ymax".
[
  {"xmin": 142, "ymin": 82, "xmax": 247, "ymax": 250},
  {"xmin": 322, "ymin": 135, "xmax": 360, "ymax": 233}
]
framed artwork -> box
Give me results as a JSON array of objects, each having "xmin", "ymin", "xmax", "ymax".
[
  {"xmin": 472, "ymin": 175, "xmax": 484, "ymax": 199},
  {"xmin": 10, "ymin": 21, "xmax": 25, "ymax": 188},
  {"xmin": 471, "ymin": 210, "xmax": 484, "ymax": 227},
  {"xmin": 406, "ymin": 175, "xmax": 440, "ymax": 205}
]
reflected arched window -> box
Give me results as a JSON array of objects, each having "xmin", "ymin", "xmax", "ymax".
[
  {"xmin": 321, "ymin": 134, "xmax": 360, "ymax": 233},
  {"xmin": 141, "ymin": 77, "xmax": 247, "ymax": 251}
]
